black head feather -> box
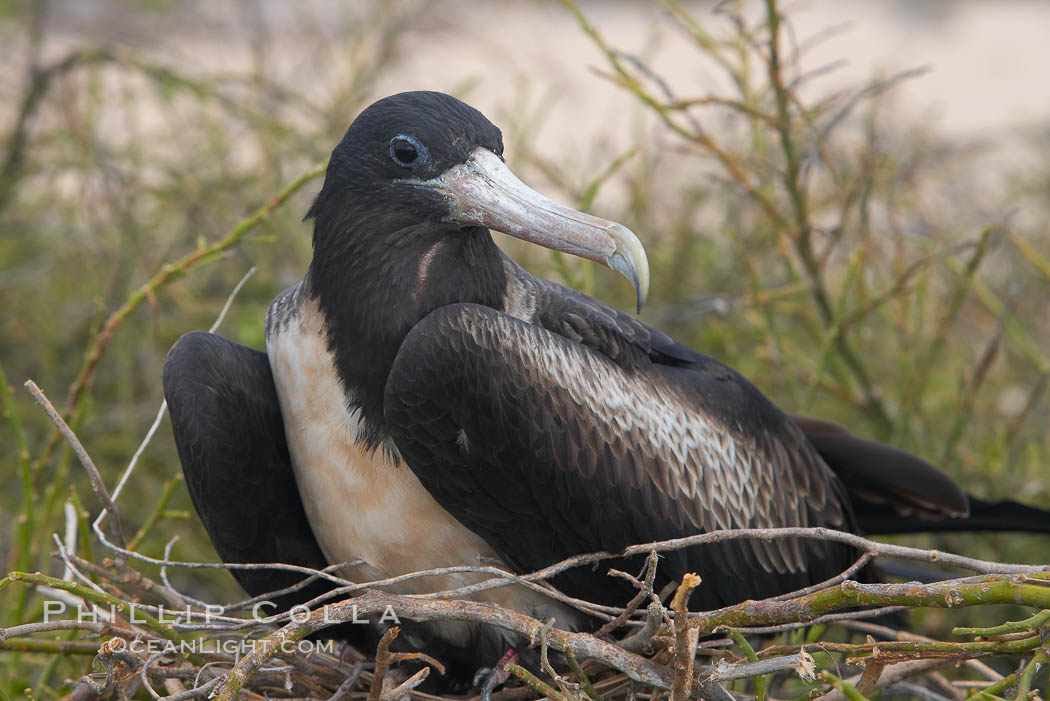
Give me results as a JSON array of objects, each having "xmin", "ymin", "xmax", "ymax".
[
  {"xmin": 308, "ymin": 91, "xmax": 504, "ymax": 229},
  {"xmin": 303, "ymin": 91, "xmax": 508, "ymax": 444}
]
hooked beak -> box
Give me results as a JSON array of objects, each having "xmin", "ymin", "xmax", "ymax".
[{"xmin": 421, "ymin": 147, "xmax": 650, "ymax": 312}]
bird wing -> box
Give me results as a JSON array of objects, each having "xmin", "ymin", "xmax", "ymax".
[
  {"xmin": 163, "ymin": 331, "xmax": 334, "ymax": 609},
  {"xmin": 383, "ymin": 302, "xmax": 857, "ymax": 609}
]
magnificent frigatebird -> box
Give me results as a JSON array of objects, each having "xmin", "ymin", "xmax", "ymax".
[{"xmin": 163, "ymin": 91, "xmax": 1047, "ymax": 684}]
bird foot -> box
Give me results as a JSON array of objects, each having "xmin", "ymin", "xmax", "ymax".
[{"xmin": 474, "ymin": 648, "xmax": 519, "ymax": 701}]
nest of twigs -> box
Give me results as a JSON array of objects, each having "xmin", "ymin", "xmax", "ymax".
[{"xmin": 1, "ymin": 379, "xmax": 1048, "ymax": 701}]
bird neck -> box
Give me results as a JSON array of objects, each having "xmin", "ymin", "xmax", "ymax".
[{"xmin": 306, "ymin": 220, "xmax": 507, "ymax": 446}]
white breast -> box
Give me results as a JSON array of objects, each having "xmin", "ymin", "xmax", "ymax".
[{"xmin": 266, "ymin": 288, "xmax": 582, "ymax": 640}]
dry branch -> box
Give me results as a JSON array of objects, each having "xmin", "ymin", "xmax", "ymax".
[
  {"xmin": 670, "ymin": 574, "xmax": 701, "ymax": 701},
  {"xmin": 24, "ymin": 380, "xmax": 126, "ymax": 550},
  {"xmin": 11, "ymin": 373, "xmax": 1050, "ymax": 699},
  {"xmin": 369, "ymin": 628, "xmax": 401, "ymax": 701}
]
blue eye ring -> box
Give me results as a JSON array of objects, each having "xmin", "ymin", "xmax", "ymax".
[{"xmin": 389, "ymin": 134, "xmax": 428, "ymax": 168}]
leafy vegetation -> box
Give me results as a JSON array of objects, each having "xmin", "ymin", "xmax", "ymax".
[{"xmin": 0, "ymin": 0, "xmax": 1047, "ymax": 697}]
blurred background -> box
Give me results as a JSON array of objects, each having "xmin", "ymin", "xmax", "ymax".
[{"xmin": 1, "ymin": 0, "xmax": 1049, "ymax": 693}]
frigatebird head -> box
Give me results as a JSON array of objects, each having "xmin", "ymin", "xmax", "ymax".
[{"xmin": 309, "ymin": 91, "xmax": 650, "ymax": 311}]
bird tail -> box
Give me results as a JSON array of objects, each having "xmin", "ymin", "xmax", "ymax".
[
  {"xmin": 792, "ymin": 415, "xmax": 1050, "ymax": 538},
  {"xmin": 855, "ymin": 496, "xmax": 1050, "ymax": 536},
  {"xmin": 856, "ymin": 497, "xmax": 1050, "ymax": 585}
]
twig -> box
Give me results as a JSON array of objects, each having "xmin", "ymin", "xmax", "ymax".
[
  {"xmin": 818, "ymin": 670, "xmax": 870, "ymax": 700},
  {"xmin": 90, "ymin": 529, "xmax": 357, "ymax": 588},
  {"xmin": 0, "ymin": 638, "xmax": 100, "ymax": 654},
  {"xmin": 704, "ymin": 651, "xmax": 816, "ymax": 682},
  {"xmin": 761, "ymin": 634, "xmax": 1042, "ymax": 662},
  {"xmin": 728, "ymin": 607, "xmax": 910, "ymax": 635},
  {"xmin": 564, "ymin": 647, "xmax": 602, "ymax": 701},
  {"xmin": 24, "ymin": 379, "xmax": 126, "ymax": 550},
  {"xmin": 771, "ymin": 552, "xmax": 874, "ymax": 601},
  {"xmin": 853, "ymin": 658, "xmax": 885, "ymax": 697},
  {"xmin": 978, "ymin": 672, "xmax": 1020, "ymax": 698},
  {"xmin": 621, "ymin": 526, "xmax": 1049, "ymax": 576},
  {"xmin": 724, "ymin": 628, "xmax": 768, "ymax": 699},
  {"xmin": 506, "ymin": 663, "xmax": 565, "ymax": 701},
  {"xmin": 61, "ymin": 550, "xmax": 186, "ymax": 610},
  {"xmin": 953, "ymin": 609, "xmax": 1050, "ymax": 639},
  {"xmin": 50, "ymin": 533, "xmax": 112, "ymax": 603},
  {"xmin": 693, "ymin": 575, "xmax": 1050, "ymax": 634},
  {"xmin": 1013, "ymin": 649, "xmax": 1047, "ymax": 701},
  {"xmin": 380, "ymin": 667, "xmax": 430, "ymax": 701},
  {"xmin": 222, "ymin": 561, "xmax": 364, "ymax": 613},
  {"xmin": 160, "ymin": 537, "xmax": 210, "ymax": 611},
  {"xmin": 60, "ymin": 499, "xmax": 77, "ymax": 580},
  {"xmin": 595, "ymin": 551, "xmax": 660, "ymax": 638},
  {"xmin": 161, "ymin": 676, "xmax": 223, "ymax": 701},
  {"xmin": 670, "ymin": 574, "xmax": 701, "ymax": 701},
  {"xmin": 367, "ymin": 627, "xmax": 399, "ymax": 701},
  {"xmin": 619, "ymin": 602, "xmax": 664, "ymax": 652},
  {"xmin": 0, "ymin": 619, "xmax": 111, "ymax": 640},
  {"xmin": 139, "ymin": 653, "xmax": 167, "ymax": 701}
]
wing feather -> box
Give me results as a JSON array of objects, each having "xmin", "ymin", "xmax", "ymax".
[{"xmin": 384, "ymin": 303, "xmax": 856, "ymax": 610}]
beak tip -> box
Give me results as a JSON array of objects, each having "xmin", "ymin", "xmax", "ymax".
[
  {"xmin": 607, "ymin": 228, "xmax": 650, "ymax": 316},
  {"xmin": 636, "ymin": 268, "xmax": 650, "ymax": 315},
  {"xmin": 632, "ymin": 272, "xmax": 648, "ymax": 314}
]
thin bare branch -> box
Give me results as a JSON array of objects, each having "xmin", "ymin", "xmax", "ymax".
[{"xmin": 25, "ymin": 379, "xmax": 126, "ymax": 550}]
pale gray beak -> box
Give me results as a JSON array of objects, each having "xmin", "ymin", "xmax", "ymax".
[{"xmin": 422, "ymin": 147, "xmax": 650, "ymax": 313}]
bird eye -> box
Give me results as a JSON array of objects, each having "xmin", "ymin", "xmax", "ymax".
[{"xmin": 389, "ymin": 134, "xmax": 427, "ymax": 168}]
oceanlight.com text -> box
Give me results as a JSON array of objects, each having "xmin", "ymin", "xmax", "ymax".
[{"xmin": 105, "ymin": 637, "xmax": 338, "ymax": 655}]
